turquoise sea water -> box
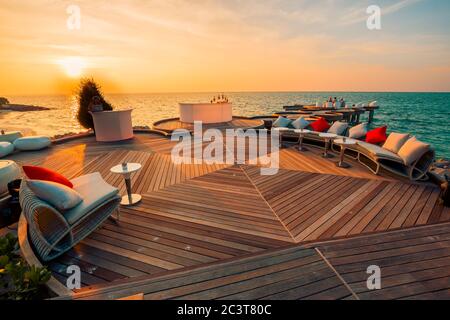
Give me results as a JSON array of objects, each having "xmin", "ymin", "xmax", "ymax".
[{"xmin": 1, "ymin": 92, "xmax": 449, "ymax": 159}]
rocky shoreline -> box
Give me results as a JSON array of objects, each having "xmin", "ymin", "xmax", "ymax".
[{"xmin": 0, "ymin": 104, "xmax": 51, "ymax": 112}]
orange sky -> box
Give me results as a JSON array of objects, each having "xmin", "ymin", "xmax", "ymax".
[{"xmin": 1, "ymin": 0, "xmax": 449, "ymax": 95}]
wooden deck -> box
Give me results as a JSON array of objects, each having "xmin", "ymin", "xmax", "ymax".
[
  {"xmin": 153, "ymin": 117, "xmax": 264, "ymax": 134},
  {"xmin": 66, "ymin": 222, "xmax": 450, "ymax": 300},
  {"xmin": 7, "ymin": 132, "xmax": 449, "ymax": 299}
]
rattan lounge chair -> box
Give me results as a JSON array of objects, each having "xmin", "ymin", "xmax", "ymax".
[
  {"xmin": 19, "ymin": 172, "xmax": 121, "ymax": 262},
  {"xmin": 332, "ymin": 140, "xmax": 435, "ymax": 181}
]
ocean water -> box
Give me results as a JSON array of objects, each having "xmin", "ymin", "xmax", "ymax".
[{"xmin": 1, "ymin": 92, "xmax": 449, "ymax": 159}]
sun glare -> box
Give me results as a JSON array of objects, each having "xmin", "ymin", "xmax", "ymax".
[{"xmin": 58, "ymin": 57, "xmax": 86, "ymax": 78}]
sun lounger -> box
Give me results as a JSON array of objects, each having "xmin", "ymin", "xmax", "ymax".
[{"xmin": 19, "ymin": 172, "xmax": 121, "ymax": 261}]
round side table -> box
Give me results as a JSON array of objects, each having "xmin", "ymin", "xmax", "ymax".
[
  {"xmin": 333, "ymin": 138, "xmax": 357, "ymax": 168},
  {"xmin": 294, "ymin": 129, "xmax": 311, "ymax": 151},
  {"xmin": 318, "ymin": 133, "xmax": 337, "ymax": 158},
  {"xmin": 110, "ymin": 163, "xmax": 142, "ymax": 206}
]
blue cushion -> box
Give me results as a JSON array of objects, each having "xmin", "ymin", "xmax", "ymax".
[
  {"xmin": 26, "ymin": 179, "xmax": 82, "ymax": 211},
  {"xmin": 273, "ymin": 117, "xmax": 292, "ymax": 128},
  {"xmin": 292, "ymin": 117, "xmax": 310, "ymax": 130},
  {"xmin": 64, "ymin": 172, "xmax": 119, "ymax": 225}
]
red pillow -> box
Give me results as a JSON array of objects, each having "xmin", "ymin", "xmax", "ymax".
[
  {"xmin": 309, "ymin": 117, "xmax": 330, "ymax": 132},
  {"xmin": 23, "ymin": 166, "xmax": 73, "ymax": 188},
  {"xmin": 366, "ymin": 126, "xmax": 387, "ymax": 145}
]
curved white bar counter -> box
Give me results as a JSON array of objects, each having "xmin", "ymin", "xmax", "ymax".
[
  {"xmin": 179, "ymin": 103, "xmax": 232, "ymax": 124},
  {"xmin": 90, "ymin": 109, "xmax": 134, "ymax": 142}
]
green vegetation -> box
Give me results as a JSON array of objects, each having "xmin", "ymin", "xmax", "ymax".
[
  {"xmin": 0, "ymin": 233, "xmax": 51, "ymax": 300},
  {"xmin": 76, "ymin": 78, "xmax": 113, "ymax": 129},
  {"xmin": 0, "ymin": 97, "xmax": 9, "ymax": 105}
]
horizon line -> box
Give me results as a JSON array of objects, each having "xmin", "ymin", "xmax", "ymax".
[{"xmin": 5, "ymin": 90, "xmax": 450, "ymax": 97}]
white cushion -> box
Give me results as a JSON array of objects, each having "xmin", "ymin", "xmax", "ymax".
[
  {"xmin": 383, "ymin": 133, "xmax": 410, "ymax": 154},
  {"xmin": 64, "ymin": 172, "xmax": 119, "ymax": 225},
  {"xmin": 348, "ymin": 123, "xmax": 368, "ymax": 139},
  {"xmin": 369, "ymin": 101, "xmax": 378, "ymax": 107},
  {"xmin": 0, "ymin": 131, "xmax": 23, "ymax": 143},
  {"xmin": 328, "ymin": 121, "xmax": 349, "ymax": 136},
  {"xmin": 272, "ymin": 116, "xmax": 292, "ymax": 128},
  {"xmin": 0, "ymin": 142, "xmax": 14, "ymax": 158},
  {"xmin": 398, "ymin": 137, "xmax": 430, "ymax": 166},
  {"xmin": 14, "ymin": 136, "xmax": 51, "ymax": 151},
  {"xmin": 291, "ymin": 117, "xmax": 310, "ymax": 130},
  {"xmin": 26, "ymin": 179, "xmax": 82, "ymax": 211},
  {"xmin": 354, "ymin": 103, "xmax": 364, "ymax": 109},
  {"xmin": 357, "ymin": 141, "xmax": 402, "ymax": 162}
]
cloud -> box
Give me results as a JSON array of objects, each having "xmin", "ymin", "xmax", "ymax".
[{"xmin": 338, "ymin": 0, "xmax": 423, "ymax": 26}]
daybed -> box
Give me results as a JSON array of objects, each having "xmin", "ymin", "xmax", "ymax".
[{"xmin": 20, "ymin": 172, "xmax": 121, "ymax": 261}]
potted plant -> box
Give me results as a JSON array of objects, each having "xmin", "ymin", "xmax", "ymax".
[
  {"xmin": 76, "ymin": 79, "xmax": 113, "ymax": 130},
  {"xmin": 0, "ymin": 233, "xmax": 51, "ymax": 300}
]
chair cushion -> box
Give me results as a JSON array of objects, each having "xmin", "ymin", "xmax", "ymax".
[
  {"xmin": 0, "ymin": 131, "xmax": 23, "ymax": 143},
  {"xmin": 348, "ymin": 123, "xmax": 368, "ymax": 139},
  {"xmin": 291, "ymin": 117, "xmax": 310, "ymax": 130},
  {"xmin": 272, "ymin": 116, "xmax": 292, "ymax": 128},
  {"xmin": 398, "ymin": 137, "xmax": 430, "ymax": 166},
  {"xmin": 383, "ymin": 133, "xmax": 410, "ymax": 154},
  {"xmin": 0, "ymin": 142, "xmax": 14, "ymax": 158},
  {"xmin": 64, "ymin": 172, "xmax": 119, "ymax": 225},
  {"xmin": 23, "ymin": 165, "xmax": 73, "ymax": 188},
  {"xmin": 369, "ymin": 101, "xmax": 378, "ymax": 107},
  {"xmin": 310, "ymin": 117, "xmax": 330, "ymax": 132},
  {"xmin": 366, "ymin": 126, "xmax": 387, "ymax": 144},
  {"xmin": 26, "ymin": 179, "xmax": 82, "ymax": 211},
  {"xmin": 14, "ymin": 136, "xmax": 51, "ymax": 151},
  {"xmin": 328, "ymin": 121, "xmax": 348, "ymax": 136},
  {"xmin": 357, "ymin": 141, "xmax": 403, "ymax": 162}
]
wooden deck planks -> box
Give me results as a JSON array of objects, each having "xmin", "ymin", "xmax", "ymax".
[
  {"xmin": 8, "ymin": 133, "xmax": 449, "ymax": 296},
  {"xmin": 66, "ymin": 246, "xmax": 354, "ymax": 300},
  {"xmin": 140, "ymin": 166, "xmax": 294, "ymax": 243},
  {"xmin": 315, "ymin": 223, "xmax": 450, "ymax": 300},
  {"xmin": 243, "ymin": 165, "xmax": 447, "ymax": 243}
]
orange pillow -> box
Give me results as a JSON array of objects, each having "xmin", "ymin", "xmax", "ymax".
[
  {"xmin": 366, "ymin": 126, "xmax": 387, "ymax": 145},
  {"xmin": 309, "ymin": 117, "xmax": 330, "ymax": 132},
  {"xmin": 23, "ymin": 166, "xmax": 73, "ymax": 188}
]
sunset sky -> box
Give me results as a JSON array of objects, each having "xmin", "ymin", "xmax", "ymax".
[{"xmin": 1, "ymin": 0, "xmax": 449, "ymax": 95}]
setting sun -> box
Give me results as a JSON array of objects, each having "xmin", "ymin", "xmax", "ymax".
[{"xmin": 57, "ymin": 57, "xmax": 86, "ymax": 78}]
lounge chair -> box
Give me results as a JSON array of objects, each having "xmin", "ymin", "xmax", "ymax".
[
  {"xmin": 331, "ymin": 136, "xmax": 434, "ymax": 181},
  {"xmin": 19, "ymin": 172, "xmax": 121, "ymax": 262},
  {"xmin": 278, "ymin": 121, "xmax": 434, "ymax": 181},
  {"xmin": 345, "ymin": 141, "xmax": 434, "ymax": 181}
]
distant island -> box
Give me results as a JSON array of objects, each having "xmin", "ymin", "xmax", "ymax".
[{"xmin": 0, "ymin": 96, "xmax": 50, "ymax": 111}]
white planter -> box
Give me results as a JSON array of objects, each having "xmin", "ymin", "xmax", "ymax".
[
  {"xmin": 90, "ymin": 110, "xmax": 134, "ymax": 142},
  {"xmin": 179, "ymin": 103, "xmax": 232, "ymax": 124}
]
